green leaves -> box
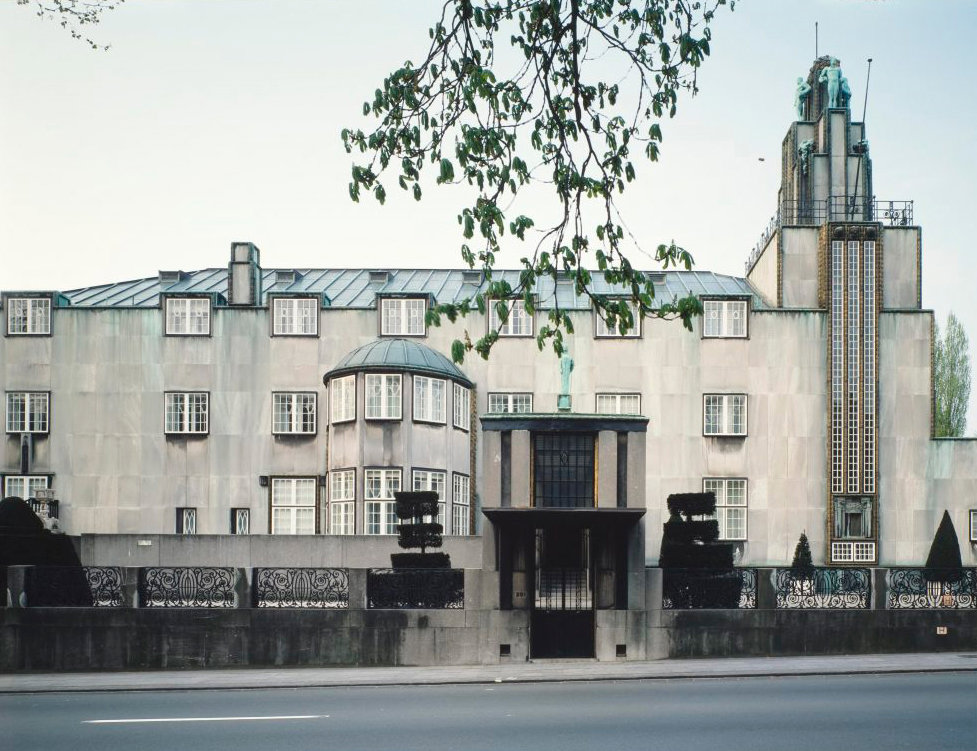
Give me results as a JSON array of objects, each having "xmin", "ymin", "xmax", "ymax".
[{"xmin": 341, "ymin": 0, "xmax": 731, "ymax": 362}]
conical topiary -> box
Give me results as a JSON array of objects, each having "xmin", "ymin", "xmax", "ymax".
[
  {"xmin": 791, "ymin": 532, "xmax": 814, "ymax": 574},
  {"xmin": 923, "ymin": 510, "xmax": 963, "ymax": 582}
]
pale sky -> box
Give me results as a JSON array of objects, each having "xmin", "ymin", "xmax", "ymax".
[{"xmin": 2, "ymin": 0, "xmax": 975, "ymax": 428}]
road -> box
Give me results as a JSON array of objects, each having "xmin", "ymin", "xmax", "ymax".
[{"xmin": 2, "ymin": 672, "xmax": 974, "ymax": 751}]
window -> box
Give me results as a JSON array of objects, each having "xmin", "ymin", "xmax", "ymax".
[
  {"xmin": 176, "ymin": 507, "xmax": 197, "ymax": 534},
  {"xmin": 832, "ymin": 497, "xmax": 873, "ymax": 539},
  {"xmin": 533, "ymin": 432, "xmax": 595, "ymax": 508},
  {"xmin": 971, "ymin": 510, "xmax": 977, "ymax": 543},
  {"xmin": 703, "ymin": 478, "xmax": 747, "ymax": 541},
  {"xmin": 329, "ymin": 469, "xmax": 355, "ymax": 535},
  {"xmin": 365, "ymin": 468, "xmax": 401, "ymax": 535},
  {"xmin": 6, "ymin": 392, "xmax": 49, "ymax": 434},
  {"xmin": 381, "ymin": 298, "xmax": 427, "ymax": 336},
  {"xmin": 702, "ymin": 300, "xmax": 748, "ymax": 338},
  {"xmin": 596, "ymin": 393, "xmax": 641, "ymax": 415},
  {"xmin": 165, "ymin": 298, "xmax": 210, "ymax": 336},
  {"xmin": 330, "ymin": 375, "xmax": 355, "ymax": 423},
  {"xmin": 366, "ymin": 373, "xmax": 402, "ymax": 419},
  {"xmin": 832, "ymin": 541, "xmax": 876, "ymax": 563},
  {"xmin": 453, "ymin": 383, "xmax": 471, "ymax": 430},
  {"xmin": 453, "ymin": 473, "xmax": 471, "ymax": 535},
  {"xmin": 413, "ymin": 469, "xmax": 446, "ymax": 528},
  {"xmin": 487, "ymin": 392, "xmax": 533, "ymax": 413},
  {"xmin": 272, "ymin": 392, "xmax": 317, "ymax": 434},
  {"xmin": 3, "ymin": 475, "xmax": 49, "ymax": 499},
  {"xmin": 230, "ymin": 508, "xmax": 250, "ymax": 535},
  {"xmin": 272, "ymin": 297, "xmax": 318, "ymax": 336},
  {"xmin": 164, "ymin": 392, "xmax": 209, "ymax": 434},
  {"xmin": 489, "ymin": 299, "xmax": 533, "ymax": 337},
  {"xmin": 413, "ymin": 376, "xmax": 446, "ymax": 423},
  {"xmin": 594, "ymin": 308, "xmax": 640, "ymax": 338},
  {"xmin": 271, "ymin": 477, "xmax": 317, "ymax": 534},
  {"xmin": 703, "ymin": 394, "xmax": 747, "ymax": 436},
  {"xmin": 6, "ymin": 298, "xmax": 50, "ymax": 335}
]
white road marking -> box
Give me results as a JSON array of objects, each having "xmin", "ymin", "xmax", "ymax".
[{"xmin": 84, "ymin": 715, "xmax": 326, "ymax": 724}]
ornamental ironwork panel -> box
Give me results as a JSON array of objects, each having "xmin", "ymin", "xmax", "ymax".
[
  {"xmin": 535, "ymin": 568, "xmax": 592, "ymax": 610},
  {"xmin": 886, "ymin": 569, "xmax": 977, "ymax": 609},
  {"xmin": 662, "ymin": 568, "xmax": 757, "ymax": 609},
  {"xmin": 139, "ymin": 567, "xmax": 237, "ymax": 608},
  {"xmin": 775, "ymin": 568, "xmax": 871, "ymax": 609},
  {"xmin": 253, "ymin": 568, "xmax": 348, "ymax": 608},
  {"xmin": 23, "ymin": 566, "xmax": 124, "ymax": 607},
  {"xmin": 367, "ymin": 568, "xmax": 464, "ymax": 609}
]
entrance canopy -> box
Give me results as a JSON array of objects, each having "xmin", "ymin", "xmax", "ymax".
[{"xmin": 482, "ymin": 507, "xmax": 645, "ymax": 531}]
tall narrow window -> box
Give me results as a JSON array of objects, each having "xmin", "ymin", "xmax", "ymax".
[
  {"xmin": 164, "ymin": 392, "xmax": 209, "ymax": 434},
  {"xmin": 380, "ymin": 298, "xmax": 427, "ymax": 336},
  {"xmin": 364, "ymin": 468, "xmax": 400, "ymax": 535},
  {"xmin": 413, "ymin": 469, "xmax": 446, "ymax": 528},
  {"xmin": 330, "ymin": 375, "xmax": 356, "ymax": 423},
  {"xmin": 453, "ymin": 383, "xmax": 471, "ymax": 430},
  {"xmin": 272, "ymin": 392, "xmax": 317, "ymax": 434},
  {"xmin": 452, "ymin": 473, "xmax": 471, "ymax": 535},
  {"xmin": 413, "ymin": 376, "xmax": 446, "ymax": 423},
  {"xmin": 702, "ymin": 300, "xmax": 748, "ymax": 338},
  {"xmin": 272, "ymin": 297, "xmax": 318, "ymax": 336},
  {"xmin": 329, "ymin": 469, "xmax": 355, "ymax": 535},
  {"xmin": 831, "ymin": 240, "xmax": 845, "ymax": 493},
  {"xmin": 596, "ymin": 393, "xmax": 641, "ymax": 415},
  {"xmin": 703, "ymin": 478, "xmax": 747, "ymax": 540},
  {"xmin": 271, "ymin": 477, "xmax": 317, "ymax": 534},
  {"xmin": 176, "ymin": 507, "xmax": 197, "ymax": 534},
  {"xmin": 847, "ymin": 240, "xmax": 860, "ymax": 493},
  {"xmin": 487, "ymin": 392, "xmax": 533, "ymax": 413},
  {"xmin": 703, "ymin": 394, "xmax": 747, "ymax": 436},
  {"xmin": 6, "ymin": 298, "xmax": 51, "ymax": 335},
  {"xmin": 365, "ymin": 373, "xmax": 402, "ymax": 419},
  {"xmin": 5, "ymin": 392, "xmax": 50, "ymax": 434},
  {"xmin": 230, "ymin": 508, "xmax": 250, "ymax": 535},
  {"xmin": 165, "ymin": 298, "xmax": 211, "ymax": 335},
  {"xmin": 863, "ymin": 240, "xmax": 876, "ymax": 493},
  {"xmin": 489, "ymin": 299, "xmax": 533, "ymax": 337}
]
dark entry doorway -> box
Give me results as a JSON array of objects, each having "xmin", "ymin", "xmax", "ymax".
[{"xmin": 530, "ymin": 527, "xmax": 594, "ymax": 658}]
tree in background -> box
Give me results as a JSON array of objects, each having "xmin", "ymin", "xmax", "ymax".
[
  {"xmin": 934, "ymin": 311, "xmax": 971, "ymax": 437},
  {"xmin": 16, "ymin": 0, "xmax": 123, "ymax": 50},
  {"xmin": 343, "ymin": 0, "xmax": 734, "ymax": 362}
]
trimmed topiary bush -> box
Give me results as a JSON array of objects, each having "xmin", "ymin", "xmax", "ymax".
[
  {"xmin": 923, "ymin": 510, "xmax": 963, "ymax": 583},
  {"xmin": 391, "ymin": 490, "xmax": 451, "ymax": 569},
  {"xmin": 791, "ymin": 532, "xmax": 814, "ymax": 575}
]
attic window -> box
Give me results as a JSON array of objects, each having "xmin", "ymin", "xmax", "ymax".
[
  {"xmin": 275, "ymin": 270, "xmax": 298, "ymax": 285},
  {"xmin": 369, "ymin": 271, "xmax": 391, "ymax": 285},
  {"xmin": 159, "ymin": 271, "xmax": 185, "ymax": 286},
  {"xmin": 462, "ymin": 270, "xmax": 482, "ymax": 284}
]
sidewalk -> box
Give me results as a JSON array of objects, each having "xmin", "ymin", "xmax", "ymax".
[{"xmin": 1, "ymin": 652, "xmax": 974, "ymax": 693}]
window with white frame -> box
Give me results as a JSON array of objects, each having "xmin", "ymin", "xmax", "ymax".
[
  {"xmin": 164, "ymin": 392, "xmax": 209, "ymax": 434},
  {"xmin": 272, "ymin": 392, "xmax": 317, "ymax": 434},
  {"xmin": 703, "ymin": 478, "xmax": 747, "ymax": 541},
  {"xmin": 413, "ymin": 376, "xmax": 446, "ymax": 423},
  {"xmin": 596, "ymin": 393, "xmax": 641, "ymax": 415},
  {"xmin": 330, "ymin": 375, "xmax": 355, "ymax": 423},
  {"xmin": 3, "ymin": 475, "xmax": 49, "ymax": 499},
  {"xmin": 329, "ymin": 469, "xmax": 355, "ymax": 535},
  {"xmin": 702, "ymin": 299, "xmax": 748, "ymax": 338},
  {"xmin": 6, "ymin": 298, "xmax": 51, "ymax": 335},
  {"xmin": 413, "ymin": 469, "xmax": 446, "ymax": 529},
  {"xmin": 365, "ymin": 468, "xmax": 400, "ymax": 535},
  {"xmin": 365, "ymin": 373, "xmax": 402, "ymax": 419},
  {"xmin": 271, "ymin": 477, "xmax": 317, "ymax": 534},
  {"xmin": 176, "ymin": 507, "xmax": 197, "ymax": 534},
  {"xmin": 6, "ymin": 392, "xmax": 49, "ymax": 434},
  {"xmin": 230, "ymin": 508, "xmax": 250, "ymax": 535},
  {"xmin": 703, "ymin": 394, "xmax": 747, "ymax": 436},
  {"xmin": 487, "ymin": 392, "xmax": 533, "ymax": 413},
  {"xmin": 452, "ymin": 473, "xmax": 470, "ymax": 535},
  {"xmin": 453, "ymin": 383, "xmax": 470, "ymax": 430},
  {"xmin": 164, "ymin": 298, "xmax": 211, "ymax": 336},
  {"xmin": 272, "ymin": 297, "xmax": 318, "ymax": 336},
  {"xmin": 489, "ymin": 299, "xmax": 533, "ymax": 337},
  {"xmin": 380, "ymin": 298, "xmax": 427, "ymax": 336},
  {"xmin": 594, "ymin": 308, "xmax": 640, "ymax": 338}
]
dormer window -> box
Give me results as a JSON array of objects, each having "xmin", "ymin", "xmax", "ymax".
[
  {"xmin": 380, "ymin": 297, "xmax": 426, "ymax": 336},
  {"xmin": 6, "ymin": 297, "xmax": 51, "ymax": 336},
  {"xmin": 702, "ymin": 299, "xmax": 748, "ymax": 338},
  {"xmin": 489, "ymin": 299, "xmax": 533, "ymax": 337},
  {"xmin": 594, "ymin": 307, "xmax": 640, "ymax": 338},
  {"xmin": 164, "ymin": 297, "xmax": 211, "ymax": 336},
  {"xmin": 272, "ymin": 297, "xmax": 318, "ymax": 336}
]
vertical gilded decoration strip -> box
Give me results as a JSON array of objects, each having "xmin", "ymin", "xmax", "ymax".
[
  {"xmin": 863, "ymin": 241, "xmax": 876, "ymax": 493},
  {"xmin": 847, "ymin": 240, "xmax": 860, "ymax": 493},
  {"xmin": 830, "ymin": 240, "xmax": 845, "ymax": 493}
]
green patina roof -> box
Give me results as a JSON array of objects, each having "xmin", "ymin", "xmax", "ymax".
[{"xmin": 324, "ymin": 338, "xmax": 472, "ymax": 386}]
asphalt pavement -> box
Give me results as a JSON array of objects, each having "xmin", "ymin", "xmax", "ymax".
[{"xmin": 1, "ymin": 651, "xmax": 974, "ymax": 693}]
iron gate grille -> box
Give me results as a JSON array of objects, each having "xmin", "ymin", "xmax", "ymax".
[
  {"xmin": 533, "ymin": 432, "xmax": 595, "ymax": 508},
  {"xmin": 535, "ymin": 568, "xmax": 592, "ymax": 610}
]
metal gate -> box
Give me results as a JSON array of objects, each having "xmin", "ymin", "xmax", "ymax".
[{"xmin": 530, "ymin": 528, "xmax": 595, "ymax": 658}]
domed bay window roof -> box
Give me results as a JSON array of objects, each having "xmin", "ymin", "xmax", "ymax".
[{"xmin": 323, "ymin": 338, "xmax": 472, "ymax": 386}]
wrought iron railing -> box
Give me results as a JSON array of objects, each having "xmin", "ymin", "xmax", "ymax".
[
  {"xmin": 367, "ymin": 568, "xmax": 464, "ymax": 609},
  {"xmin": 886, "ymin": 568, "xmax": 977, "ymax": 609},
  {"xmin": 535, "ymin": 568, "xmax": 592, "ymax": 610},
  {"xmin": 775, "ymin": 568, "xmax": 871, "ymax": 609},
  {"xmin": 23, "ymin": 566, "xmax": 124, "ymax": 607},
  {"xmin": 138, "ymin": 567, "xmax": 237, "ymax": 608},
  {"xmin": 252, "ymin": 567, "xmax": 349, "ymax": 608},
  {"xmin": 662, "ymin": 568, "xmax": 757, "ymax": 609},
  {"xmin": 27, "ymin": 498, "xmax": 59, "ymax": 521}
]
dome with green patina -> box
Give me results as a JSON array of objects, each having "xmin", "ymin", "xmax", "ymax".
[{"xmin": 323, "ymin": 339, "xmax": 472, "ymax": 386}]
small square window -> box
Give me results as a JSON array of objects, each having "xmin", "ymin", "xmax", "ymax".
[
  {"xmin": 230, "ymin": 508, "xmax": 250, "ymax": 535},
  {"xmin": 594, "ymin": 306, "xmax": 640, "ymax": 338},
  {"xmin": 3, "ymin": 474, "xmax": 50, "ymax": 499},
  {"xmin": 702, "ymin": 299, "xmax": 748, "ymax": 339},
  {"xmin": 5, "ymin": 392, "xmax": 50, "ymax": 434},
  {"xmin": 703, "ymin": 394, "xmax": 747, "ymax": 436},
  {"xmin": 164, "ymin": 297, "xmax": 211, "ymax": 336},
  {"xmin": 366, "ymin": 373, "xmax": 402, "ymax": 420},
  {"xmin": 380, "ymin": 298, "xmax": 427, "ymax": 336},
  {"xmin": 272, "ymin": 392, "xmax": 317, "ymax": 434},
  {"xmin": 487, "ymin": 392, "xmax": 533, "ymax": 413},
  {"xmin": 6, "ymin": 298, "xmax": 51, "ymax": 335},
  {"xmin": 489, "ymin": 299, "xmax": 533, "ymax": 337},
  {"xmin": 413, "ymin": 376, "xmax": 446, "ymax": 423},
  {"xmin": 164, "ymin": 392, "xmax": 209, "ymax": 435},
  {"xmin": 272, "ymin": 297, "xmax": 318, "ymax": 336},
  {"xmin": 596, "ymin": 393, "xmax": 641, "ymax": 415},
  {"xmin": 271, "ymin": 477, "xmax": 317, "ymax": 535}
]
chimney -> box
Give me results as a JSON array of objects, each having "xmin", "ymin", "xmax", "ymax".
[{"xmin": 228, "ymin": 242, "xmax": 261, "ymax": 305}]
